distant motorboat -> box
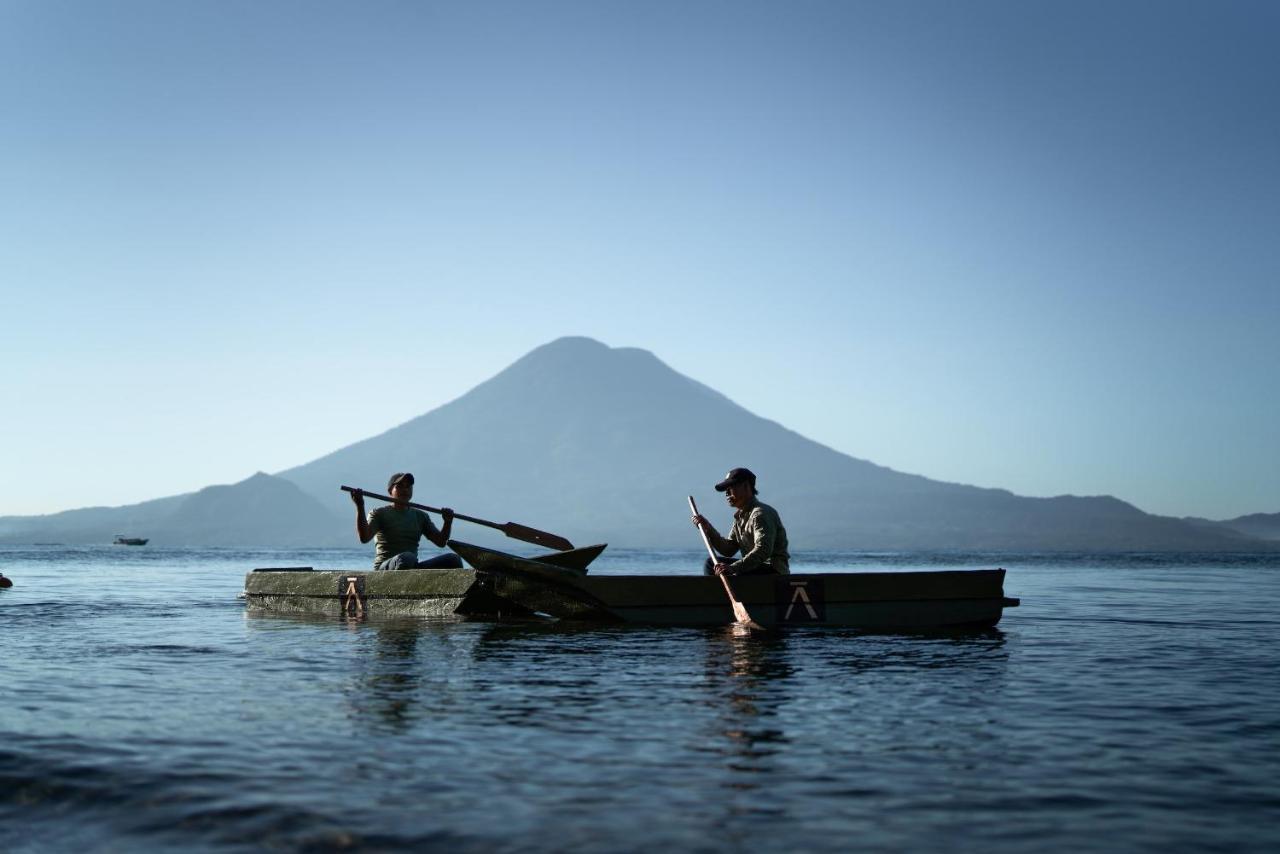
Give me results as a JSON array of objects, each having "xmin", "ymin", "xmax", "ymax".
[{"xmin": 113, "ymin": 535, "xmax": 149, "ymax": 546}]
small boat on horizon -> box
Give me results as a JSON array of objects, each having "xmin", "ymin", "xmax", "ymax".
[{"xmin": 113, "ymin": 535, "xmax": 149, "ymax": 546}]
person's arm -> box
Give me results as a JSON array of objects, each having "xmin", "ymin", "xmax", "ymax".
[
  {"xmin": 725, "ymin": 508, "xmax": 774, "ymax": 575},
  {"xmin": 422, "ymin": 508, "xmax": 455, "ymax": 548},
  {"xmin": 351, "ymin": 489, "xmax": 374, "ymax": 544},
  {"xmin": 692, "ymin": 513, "xmax": 738, "ymax": 558}
]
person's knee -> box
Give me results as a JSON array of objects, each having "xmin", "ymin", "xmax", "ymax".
[
  {"xmin": 418, "ymin": 553, "xmax": 463, "ymax": 569},
  {"xmin": 380, "ymin": 552, "xmax": 418, "ymax": 571}
]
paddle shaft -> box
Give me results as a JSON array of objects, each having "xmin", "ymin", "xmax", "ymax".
[
  {"xmin": 689, "ymin": 496, "xmax": 759, "ymax": 627},
  {"xmin": 342, "ymin": 486, "xmax": 573, "ymax": 551},
  {"xmin": 688, "ymin": 496, "xmax": 724, "ymax": 566}
]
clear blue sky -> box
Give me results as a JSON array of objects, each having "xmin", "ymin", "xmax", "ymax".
[{"xmin": 3, "ymin": 0, "xmax": 1277, "ymax": 520}]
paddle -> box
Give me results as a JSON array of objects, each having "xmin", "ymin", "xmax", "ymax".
[
  {"xmin": 688, "ymin": 496, "xmax": 762, "ymax": 629},
  {"xmin": 342, "ymin": 486, "xmax": 574, "ymax": 552}
]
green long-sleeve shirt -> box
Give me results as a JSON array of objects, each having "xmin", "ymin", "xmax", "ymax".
[{"xmin": 704, "ymin": 497, "xmax": 790, "ymax": 575}]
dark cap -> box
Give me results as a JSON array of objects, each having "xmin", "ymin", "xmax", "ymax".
[
  {"xmin": 714, "ymin": 467, "xmax": 756, "ymax": 492},
  {"xmin": 388, "ymin": 472, "xmax": 414, "ymax": 490}
]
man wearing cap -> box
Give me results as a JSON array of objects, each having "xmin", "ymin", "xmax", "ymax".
[
  {"xmin": 349, "ymin": 473, "xmax": 463, "ymax": 570},
  {"xmin": 691, "ymin": 467, "xmax": 790, "ymax": 576}
]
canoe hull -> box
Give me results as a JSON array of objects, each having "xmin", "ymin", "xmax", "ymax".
[
  {"xmin": 242, "ymin": 542, "xmax": 611, "ymax": 619},
  {"xmin": 243, "ymin": 545, "xmax": 1020, "ymax": 629},
  {"xmin": 443, "ymin": 541, "xmax": 1018, "ymax": 629},
  {"xmin": 242, "ymin": 568, "xmax": 533, "ymax": 619},
  {"xmin": 482, "ymin": 570, "xmax": 1017, "ymax": 629}
]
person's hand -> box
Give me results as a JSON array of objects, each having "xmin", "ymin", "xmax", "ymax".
[
  {"xmin": 350, "ymin": 488, "xmax": 365, "ymax": 507},
  {"xmin": 713, "ymin": 562, "xmax": 730, "ymax": 576},
  {"xmin": 441, "ymin": 507, "xmax": 454, "ymax": 523},
  {"xmin": 691, "ymin": 513, "xmax": 707, "ymax": 529}
]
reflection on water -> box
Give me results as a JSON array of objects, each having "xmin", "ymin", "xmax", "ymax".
[
  {"xmin": 826, "ymin": 628, "xmax": 1010, "ymax": 674},
  {"xmin": 6, "ymin": 549, "xmax": 1280, "ymax": 853},
  {"xmin": 701, "ymin": 627, "xmax": 794, "ymax": 803},
  {"xmin": 362, "ymin": 620, "xmax": 425, "ymax": 729}
]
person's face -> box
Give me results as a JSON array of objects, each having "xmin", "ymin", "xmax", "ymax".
[
  {"xmin": 724, "ymin": 481, "xmax": 752, "ymax": 509},
  {"xmin": 390, "ymin": 480, "xmax": 413, "ymax": 501}
]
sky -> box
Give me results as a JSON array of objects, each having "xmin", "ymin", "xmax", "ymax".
[{"xmin": 3, "ymin": 0, "xmax": 1278, "ymax": 521}]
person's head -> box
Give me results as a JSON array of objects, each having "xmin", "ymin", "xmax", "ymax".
[
  {"xmin": 388, "ymin": 472, "xmax": 414, "ymax": 501},
  {"xmin": 714, "ymin": 467, "xmax": 757, "ymax": 509}
]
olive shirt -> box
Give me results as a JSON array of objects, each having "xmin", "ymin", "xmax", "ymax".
[
  {"xmin": 705, "ymin": 497, "xmax": 790, "ymax": 575},
  {"xmin": 367, "ymin": 506, "xmax": 442, "ymax": 569}
]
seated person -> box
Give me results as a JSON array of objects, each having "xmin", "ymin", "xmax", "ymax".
[
  {"xmin": 349, "ymin": 472, "xmax": 463, "ymax": 570},
  {"xmin": 691, "ymin": 467, "xmax": 790, "ymax": 576}
]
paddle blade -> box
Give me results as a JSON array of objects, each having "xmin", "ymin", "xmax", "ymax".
[
  {"xmin": 499, "ymin": 522, "xmax": 574, "ymax": 552},
  {"xmin": 718, "ymin": 573, "xmax": 764, "ymax": 630}
]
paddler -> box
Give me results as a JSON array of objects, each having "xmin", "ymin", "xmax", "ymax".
[
  {"xmin": 349, "ymin": 472, "xmax": 463, "ymax": 570},
  {"xmin": 690, "ymin": 467, "xmax": 790, "ymax": 576}
]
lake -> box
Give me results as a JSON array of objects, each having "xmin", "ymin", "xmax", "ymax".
[{"xmin": 2, "ymin": 546, "xmax": 1278, "ymax": 852}]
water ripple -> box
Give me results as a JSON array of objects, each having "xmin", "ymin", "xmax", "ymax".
[{"xmin": 3, "ymin": 549, "xmax": 1280, "ymax": 852}]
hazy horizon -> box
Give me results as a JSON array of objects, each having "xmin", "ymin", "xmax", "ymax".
[{"xmin": 4, "ymin": 1, "xmax": 1278, "ymax": 520}]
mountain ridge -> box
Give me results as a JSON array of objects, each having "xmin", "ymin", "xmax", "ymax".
[{"xmin": 2, "ymin": 337, "xmax": 1274, "ymax": 551}]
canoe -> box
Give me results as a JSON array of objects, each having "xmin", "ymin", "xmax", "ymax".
[
  {"xmin": 458, "ymin": 542, "xmax": 608, "ymax": 575},
  {"xmin": 448, "ymin": 541, "xmax": 1020, "ymax": 630},
  {"xmin": 242, "ymin": 567, "xmax": 534, "ymax": 619},
  {"xmin": 241, "ymin": 543, "xmax": 609, "ymax": 619},
  {"xmin": 114, "ymin": 536, "xmax": 148, "ymax": 546},
  {"xmin": 242, "ymin": 541, "xmax": 1020, "ymax": 629}
]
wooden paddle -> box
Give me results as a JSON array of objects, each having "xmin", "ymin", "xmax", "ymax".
[
  {"xmin": 342, "ymin": 486, "xmax": 574, "ymax": 551},
  {"xmin": 688, "ymin": 496, "xmax": 762, "ymax": 629}
]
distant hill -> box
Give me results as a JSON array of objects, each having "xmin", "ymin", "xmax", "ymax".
[
  {"xmin": 0, "ymin": 472, "xmax": 346, "ymax": 547},
  {"xmin": 1185, "ymin": 512, "xmax": 1280, "ymax": 542},
  {"xmin": 1221, "ymin": 513, "xmax": 1280, "ymax": 540},
  {"xmin": 2, "ymin": 337, "xmax": 1274, "ymax": 552},
  {"xmin": 0, "ymin": 493, "xmax": 189, "ymax": 546},
  {"xmin": 162, "ymin": 472, "xmax": 347, "ymax": 547}
]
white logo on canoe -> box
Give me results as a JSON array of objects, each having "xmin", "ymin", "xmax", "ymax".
[
  {"xmin": 341, "ymin": 575, "xmax": 365, "ymax": 616},
  {"xmin": 784, "ymin": 581, "xmax": 819, "ymax": 620}
]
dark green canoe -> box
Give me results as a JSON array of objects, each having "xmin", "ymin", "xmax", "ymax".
[
  {"xmin": 449, "ymin": 540, "xmax": 1020, "ymax": 629},
  {"xmin": 243, "ymin": 540, "xmax": 1019, "ymax": 629}
]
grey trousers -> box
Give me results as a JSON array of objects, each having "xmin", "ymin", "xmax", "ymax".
[{"xmin": 378, "ymin": 551, "xmax": 464, "ymax": 571}]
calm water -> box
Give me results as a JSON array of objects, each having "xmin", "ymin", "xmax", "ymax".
[{"xmin": 2, "ymin": 545, "xmax": 1278, "ymax": 853}]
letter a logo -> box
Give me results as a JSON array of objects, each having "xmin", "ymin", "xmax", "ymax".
[
  {"xmin": 785, "ymin": 583, "xmax": 818, "ymax": 620},
  {"xmin": 776, "ymin": 578, "xmax": 825, "ymax": 623},
  {"xmin": 340, "ymin": 575, "xmax": 366, "ymax": 617}
]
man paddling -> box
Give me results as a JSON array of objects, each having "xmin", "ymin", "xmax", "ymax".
[
  {"xmin": 691, "ymin": 467, "xmax": 790, "ymax": 576},
  {"xmin": 349, "ymin": 473, "xmax": 463, "ymax": 570}
]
